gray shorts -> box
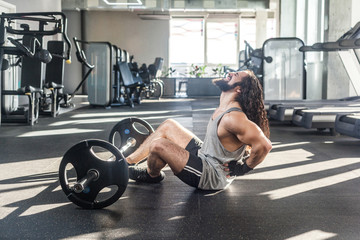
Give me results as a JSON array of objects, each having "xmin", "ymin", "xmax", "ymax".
[{"xmin": 176, "ymin": 137, "xmax": 203, "ymax": 188}]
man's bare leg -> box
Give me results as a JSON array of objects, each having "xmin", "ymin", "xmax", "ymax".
[
  {"xmin": 126, "ymin": 119, "xmax": 197, "ymax": 165},
  {"xmin": 146, "ymin": 138, "xmax": 191, "ymax": 177}
]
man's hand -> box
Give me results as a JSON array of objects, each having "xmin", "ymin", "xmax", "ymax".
[
  {"xmin": 223, "ymin": 161, "xmax": 253, "ymax": 177},
  {"xmin": 221, "ymin": 111, "xmax": 272, "ymax": 172}
]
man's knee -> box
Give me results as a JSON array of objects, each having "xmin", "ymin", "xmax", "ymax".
[
  {"xmin": 148, "ymin": 139, "xmax": 169, "ymax": 171},
  {"xmin": 164, "ymin": 119, "xmax": 178, "ymax": 125},
  {"xmin": 156, "ymin": 119, "xmax": 178, "ymax": 135},
  {"xmin": 149, "ymin": 138, "xmax": 167, "ymax": 155}
]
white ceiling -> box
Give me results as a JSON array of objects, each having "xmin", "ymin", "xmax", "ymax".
[{"xmin": 62, "ymin": 0, "xmax": 270, "ymax": 12}]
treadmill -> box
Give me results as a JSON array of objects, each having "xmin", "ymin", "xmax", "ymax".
[
  {"xmin": 262, "ymin": 38, "xmax": 307, "ymax": 118},
  {"xmin": 292, "ymin": 106, "xmax": 360, "ymax": 135},
  {"xmin": 334, "ymin": 38, "xmax": 360, "ymax": 138},
  {"xmin": 335, "ymin": 113, "xmax": 360, "ymax": 139},
  {"xmin": 269, "ymin": 97, "xmax": 360, "ymax": 121},
  {"xmin": 267, "ymin": 23, "xmax": 360, "ymax": 122},
  {"xmin": 291, "ymin": 22, "xmax": 360, "ymax": 134}
]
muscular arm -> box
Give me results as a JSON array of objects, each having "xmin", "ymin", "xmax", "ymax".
[{"xmin": 222, "ymin": 112, "xmax": 272, "ymax": 169}]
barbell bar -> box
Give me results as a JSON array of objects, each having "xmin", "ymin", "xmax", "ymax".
[{"xmin": 71, "ymin": 137, "xmax": 136, "ymax": 194}]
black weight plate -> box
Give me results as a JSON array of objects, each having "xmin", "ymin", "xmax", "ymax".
[
  {"xmin": 109, "ymin": 117, "xmax": 154, "ymax": 156},
  {"xmin": 59, "ymin": 139, "xmax": 128, "ymax": 209}
]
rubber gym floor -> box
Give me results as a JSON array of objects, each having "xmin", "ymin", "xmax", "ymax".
[{"xmin": 0, "ymin": 96, "xmax": 359, "ymax": 240}]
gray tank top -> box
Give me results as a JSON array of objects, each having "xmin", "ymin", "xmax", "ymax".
[{"xmin": 197, "ymin": 107, "xmax": 247, "ymax": 190}]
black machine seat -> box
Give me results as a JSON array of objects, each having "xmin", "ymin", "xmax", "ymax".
[
  {"xmin": 148, "ymin": 57, "xmax": 164, "ymax": 79},
  {"xmin": 2, "ymin": 85, "xmax": 43, "ymax": 96},
  {"xmin": 43, "ymin": 82, "xmax": 64, "ymax": 90},
  {"xmin": 119, "ymin": 62, "xmax": 144, "ymax": 88},
  {"xmin": 18, "ymin": 85, "xmax": 43, "ymax": 94},
  {"xmin": 41, "ymin": 40, "xmax": 66, "ymax": 117},
  {"xmin": 118, "ymin": 61, "xmax": 144, "ymax": 108},
  {"xmin": 45, "ymin": 41, "xmax": 65, "ymax": 89}
]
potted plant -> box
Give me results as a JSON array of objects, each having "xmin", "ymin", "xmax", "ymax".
[
  {"xmin": 162, "ymin": 66, "xmax": 176, "ymax": 77},
  {"xmin": 189, "ymin": 64, "xmax": 207, "ymax": 78},
  {"xmin": 186, "ymin": 64, "xmax": 222, "ymax": 96},
  {"xmin": 212, "ymin": 64, "xmax": 225, "ymax": 77}
]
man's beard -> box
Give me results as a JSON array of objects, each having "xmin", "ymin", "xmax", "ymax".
[{"xmin": 212, "ymin": 78, "xmax": 239, "ymax": 92}]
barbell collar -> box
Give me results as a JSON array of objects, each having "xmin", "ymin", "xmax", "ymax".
[
  {"xmin": 73, "ymin": 169, "xmax": 99, "ymax": 193},
  {"xmin": 119, "ymin": 137, "xmax": 137, "ymax": 154}
]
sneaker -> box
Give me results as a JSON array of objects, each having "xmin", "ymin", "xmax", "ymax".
[{"xmin": 128, "ymin": 166, "xmax": 165, "ymax": 183}]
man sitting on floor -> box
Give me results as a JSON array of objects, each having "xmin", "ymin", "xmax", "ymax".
[{"xmin": 126, "ymin": 70, "xmax": 272, "ymax": 190}]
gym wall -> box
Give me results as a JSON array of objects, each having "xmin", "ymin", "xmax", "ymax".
[
  {"xmin": 4, "ymin": 0, "xmax": 61, "ymax": 12},
  {"xmin": 280, "ymin": 0, "xmax": 360, "ymax": 99},
  {"xmin": 82, "ymin": 11, "xmax": 169, "ymax": 68},
  {"xmin": 62, "ymin": 10, "xmax": 169, "ymax": 94}
]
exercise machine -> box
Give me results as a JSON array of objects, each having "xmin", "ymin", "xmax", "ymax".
[
  {"xmin": 0, "ymin": 12, "xmax": 71, "ymax": 125},
  {"xmin": 136, "ymin": 57, "xmax": 164, "ymax": 99},
  {"xmin": 75, "ymin": 40, "xmax": 144, "ymax": 108},
  {"xmin": 291, "ymin": 22, "xmax": 360, "ymax": 135},
  {"xmin": 115, "ymin": 47, "xmax": 144, "ymax": 107}
]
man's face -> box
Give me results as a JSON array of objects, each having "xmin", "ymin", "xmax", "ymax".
[{"xmin": 213, "ymin": 71, "xmax": 248, "ymax": 92}]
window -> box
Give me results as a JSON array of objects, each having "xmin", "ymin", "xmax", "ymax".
[
  {"xmin": 169, "ymin": 18, "xmax": 204, "ymax": 76},
  {"xmin": 206, "ymin": 20, "xmax": 238, "ymax": 65},
  {"xmin": 239, "ymin": 18, "xmax": 256, "ymax": 51},
  {"xmin": 169, "ymin": 15, "xmax": 277, "ymax": 77}
]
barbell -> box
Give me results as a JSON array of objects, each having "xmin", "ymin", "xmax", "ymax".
[
  {"xmin": 58, "ymin": 117, "xmax": 154, "ymax": 209},
  {"xmin": 109, "ymin": 117, "xmax": 154, "ymax": 156}
]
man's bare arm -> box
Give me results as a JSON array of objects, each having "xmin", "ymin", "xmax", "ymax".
[
  {"xmin": 236, "ymin": 121, "xmax": 272, "ymax": 168},
  {"xmin": 223, "ymin": 112, "xmax": 272, "ymax": 175}
]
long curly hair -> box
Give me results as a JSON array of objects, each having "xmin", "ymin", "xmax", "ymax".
[{"xmin": 235, "ymin": 70, "xmax": 270, "ymax": 138}]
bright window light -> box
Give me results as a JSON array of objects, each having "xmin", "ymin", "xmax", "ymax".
[
  {"xmin": 239, "ymin": 18, "xmax": 256, "ymax": 50},
  {"xmin": 170, "ymin": 18, "xmax": 204, "ymax": 62},
  {"xmin": 169, "ymin": 18, "xmax": 205, "ymax": 76},
  {"xmin": 260, "ymin": 169, "xmax": 360, "ymax": 200},
  {"xmin": 285, "ymin": 230, "xmax": 337, "ymax": 240},
  {"xmin": 17, "ymin": 128, "xmax": 102, "ymax": 137},
  {"xmin": 50, "ymin": 115, "xmax": 185, "ymax": 126},
  {"xmin": 19, "ymin": 203, "xmax": 70, "ymax": 217},
  {"xmin": 0, "ymin": 207, "xmax": 18, "ymax": 220},
  {"xmin": 168, "ymin": 216, "xmax": 186, "ymax": 221},
  {"xmin": 242, "ymin": 157, "xmax": 360, "ymax": 180},
  {"xmin": 207, "ymin": 20, "xmax": 238, "ymax": 64},
  {"xmin": 103, "ymin": 0, "xmax": 142, "ymax": 6}
]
